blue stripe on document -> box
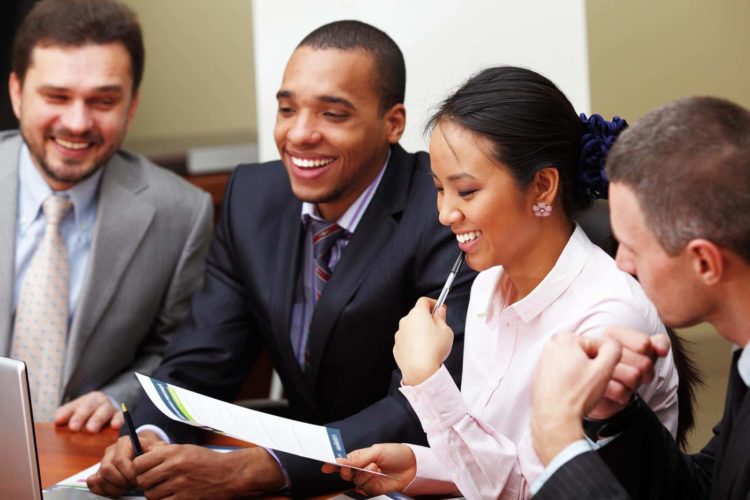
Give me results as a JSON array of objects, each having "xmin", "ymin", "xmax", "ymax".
[{"xmin": 326, "ymin": 427, "xmax": 347, "ymax": 458}]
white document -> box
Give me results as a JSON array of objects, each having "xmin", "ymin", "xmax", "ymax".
[
  {"xmin": 55, "ymin": 462, "xmax": 101, "ymax": 489},
  {"xmin": 136, "ymin": 373, "xmax": 366, "ymax": 471}
]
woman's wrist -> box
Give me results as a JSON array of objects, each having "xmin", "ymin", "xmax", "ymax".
[{"xmin": 401, "ymin": 361, "xmax": 442, "ymax": 386}]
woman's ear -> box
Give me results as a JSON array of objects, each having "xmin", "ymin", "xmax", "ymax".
[{"xmin": 532, "ymin": 167, "xmax": 560, "ymax": 204}]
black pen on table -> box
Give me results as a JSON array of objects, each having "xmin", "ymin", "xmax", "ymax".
[
  {"xmin": 431, "ymin": 252, "xmax": 464, "ymax": 315},
  {"xmin": 121, "ymin": 402, "xmax": 144, "ymax": 456}
]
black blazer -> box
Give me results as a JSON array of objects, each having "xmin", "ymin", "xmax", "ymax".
[
  {"xmin": 132, "ymin": 144, "xmax": 476, "ymax": 495},
  {"xmin": 535, "ymin": 352, "xmax": 750, "ymax": 500}
]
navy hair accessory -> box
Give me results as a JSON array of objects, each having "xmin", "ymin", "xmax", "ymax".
[{"xmin": 578, "ymin": 113, "xmax": 628, "ymax": 199}]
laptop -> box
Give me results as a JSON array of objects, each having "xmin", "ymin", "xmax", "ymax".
[
  {"xmin": 0, "ymin": 356, "xmax": 114, "ymax": 499},
  {"xmin": 0, "ymin": 356, "xmax": 43, "ymax": 499}
]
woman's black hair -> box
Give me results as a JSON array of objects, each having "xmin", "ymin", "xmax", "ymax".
[{"xmin": 427, "ymin": 66, "xmax": 626, "ymax": 218}]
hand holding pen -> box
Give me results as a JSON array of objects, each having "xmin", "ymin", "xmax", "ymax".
[
  {"xmin": 121, "ymin": 402, "xmax": 143, "ymax": 456},
  {"xmin": 393, "ymin": 252, "xmax": 464, "ymax": 385},
  {"xmin": 87, "ymin": 406, "xmax": 170, "ymax": 496}
]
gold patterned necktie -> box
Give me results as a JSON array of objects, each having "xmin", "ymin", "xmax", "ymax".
[{"xmin": 11, "ymin": 195, "xmax": 73, "ymax": 421}]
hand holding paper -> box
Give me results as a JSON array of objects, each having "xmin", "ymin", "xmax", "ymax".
[
  {"xmin": 322, "ymin": 443, "xmax": 417, "ymax": 495},
  {"xmin": 135, "ymin": 373, "xmax": 393, "ymax": 478}
]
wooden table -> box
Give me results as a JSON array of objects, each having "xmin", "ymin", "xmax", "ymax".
[
  {"xmin": 35, "ymin": 423, "xmax": 340, "ymax": 498},
  {"xmin": 37, "ymin": 423, "xmax": 120, "ymax": 488}
]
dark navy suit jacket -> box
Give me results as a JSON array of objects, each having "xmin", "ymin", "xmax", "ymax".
[{"xmin": 132, "ymin": 144, "xmax": 476, "ymax": 495}]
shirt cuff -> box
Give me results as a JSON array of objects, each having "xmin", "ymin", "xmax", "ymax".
[
  {"xmin": 136, "ymin": 424, "xmax": 171, "ymax": 444},
  {"xmin": 105, "ymin": 394, "xmax": 120, "ymax": 411},
  {"xmin": 401, "ymin": 444, "xmax": 458, "ymax": 496},
  {"xmin": 264, "ymin": 448, "xmax": 291, "ymax": 490},
  {"xmin": 530, "ymin": 439, "xmax": 593, "ymax": 495},
  {"xmin": 399, "ymin": 365, "xmax": 468, "ymax": 434}
]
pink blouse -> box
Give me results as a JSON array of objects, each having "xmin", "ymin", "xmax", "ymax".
[{"xmin": 400, "ymin": 225, "xmax": 679, "ymax": 499}]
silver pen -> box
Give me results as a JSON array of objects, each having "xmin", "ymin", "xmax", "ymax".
[{"xmin": 432, "ymin": 252, "xmax": 464, "ymax": 315}]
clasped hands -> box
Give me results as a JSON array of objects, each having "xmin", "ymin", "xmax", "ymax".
[{"xmin": 531, "ymin": 327, "xmax": 671, "ymax": 465}]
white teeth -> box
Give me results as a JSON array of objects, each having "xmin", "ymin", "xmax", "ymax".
[
  {"xmin": 456, "ymin": 231, "xmax": 482, "ymax": 243},
  {"xmin": 55, "ymin": 138, "xmax": 90, "ymax": 150},
  {"xmin": 290, "ymin": 156, "xmax": 334, "ymax": 169}
]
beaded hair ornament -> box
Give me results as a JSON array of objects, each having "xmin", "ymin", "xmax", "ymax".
[{"xmin": 578, "ymin": 113, "xmax": 628, "ymax": 199}]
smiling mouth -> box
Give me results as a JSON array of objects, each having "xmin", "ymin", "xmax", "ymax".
[
  {"xmin": 53, "ymin": 137, "xmax": 93, "ymax": 151},
  {"xmin": 456, "ymin": 231, "xmax": 482, "ymax": 243},
  {"xmin": 289, "ymin": 155, "xmax": 335, "ymax": 169}
]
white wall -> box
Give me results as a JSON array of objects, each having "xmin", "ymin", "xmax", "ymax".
[{"xmin": 252, "ymin": 0, "xmax": 590, "ymax": 161}]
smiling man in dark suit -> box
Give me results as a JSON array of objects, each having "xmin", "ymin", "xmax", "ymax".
[
  {"xmin": 530, "ymin": 96, "xmax": 750, "ymax": 500},
  {"xmin": 88, "ymin": 20, "xmax": 475, "ymax": 498}
]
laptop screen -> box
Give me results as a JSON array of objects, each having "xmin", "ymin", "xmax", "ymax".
[{"xmin": 0, "ymin": 356, "xmax": 43, "ymax": 499}]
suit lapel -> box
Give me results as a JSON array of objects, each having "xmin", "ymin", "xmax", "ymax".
[
  {"xmin": 0, "ymin": 135, "xmax": 22, "ymax": 354},
  {"xmin": 62, "ymin": 155, "xmax": 154, "ymax": 386},
  {"xmin": 307, "ymin": 145, "xmax": 413, "ymax": 386},
  {"xmin": 713, "ymin": 351, "xmax": 750, "ymax": 499},
  {"xmin": 714, "ymin": 396, "xmax": 750, "ymax": 499}
]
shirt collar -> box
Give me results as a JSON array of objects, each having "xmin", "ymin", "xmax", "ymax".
[
  {"xmin": 737, "ymin": 346, "xmax": 750, "ymax": 387},
  {"xmin": 486, "ymin": 224, "xmax": 594, "ymax": 323},
  {"xmin": 300, "ymin": 149, "xmax": 390, "ymax": 233},
  {"xmin": 18, "ymin": 143, "xmax": 103, "ymax": 230}
]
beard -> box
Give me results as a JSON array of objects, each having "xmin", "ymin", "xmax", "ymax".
[
  {"xmin": 37, "ymin": 152, "xmax": 110, "ymax": 185},
  {"xmin": 21, "ymin": 126, "xmax": 119, "ymax": 186}
]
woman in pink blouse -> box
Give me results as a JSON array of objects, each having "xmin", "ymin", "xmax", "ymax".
[{"xmin": 323, "ymin": 66, "xmax": 679, "ymax": 499}]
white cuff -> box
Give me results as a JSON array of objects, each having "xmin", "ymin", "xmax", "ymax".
[{"xmin": 135, "ymin": 424, "xmax": 171, "ymax": 444}]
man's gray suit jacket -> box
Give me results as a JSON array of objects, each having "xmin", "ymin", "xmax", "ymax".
[{"xmin": 0, "ymin": 130, "xmax": 213, "ymax": 408}]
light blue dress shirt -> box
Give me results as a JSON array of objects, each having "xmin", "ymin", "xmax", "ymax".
[{"xmin": 14, "ymin": 144, "xmax": 102, "ymax": 328}]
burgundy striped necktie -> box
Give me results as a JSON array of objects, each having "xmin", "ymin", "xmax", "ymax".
[{"xmin": 311, "ymin": 220, "xmax": 345, "ymax": 302}]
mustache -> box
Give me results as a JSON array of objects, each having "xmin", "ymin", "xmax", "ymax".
[{"xmin": 45, "ymin": 127, "xmax": 103, "ymax": 145}]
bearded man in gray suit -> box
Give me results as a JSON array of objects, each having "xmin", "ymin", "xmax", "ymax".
[{"xmin": 0, "ymin": 0, "xmax": 212, "ymax": 433}]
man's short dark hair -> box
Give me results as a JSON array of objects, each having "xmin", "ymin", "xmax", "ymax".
[
  {"xmin": 298, "ymin": 20, "xmax": 405, "ymax": 113},
  {"xmin": 606, "ymin": 96, "xmax": 750, "ymax": 263},
  {"xmin": 12, "ymin": 0, "xmax": 144, "ymax": 92}
]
